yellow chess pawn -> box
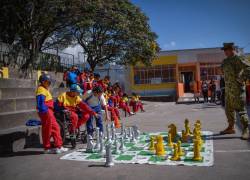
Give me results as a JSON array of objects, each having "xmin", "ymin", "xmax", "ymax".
[
  {"xmin": 168, "ymin": 124, "xmax": 177, "ymax": 141},
  {"xmin": 193, "ymin": 139, "xmax": 203, "ymax": 161},
  {"xmin": 184, "ymin": 119, "xmax": 192, "ymax": 135},
  {"xmin": 177, "ymin": 140, "xmax": 184, "ymax": 156},
  {"xmin": 168, "ymin": 133, "xmax": 173, "ymax": 147},
  {"xmin": 181, "ymin": 130, "xmax": 188, "ymax": 142},
  {"xmin": 155, "ymin": 135, "xmax": 166, "ymax": 156},
  {"xmin": 149, "ymin": 136, "xmax": 156, "ymax": 151},
  {"xmin": 196, "ymin": 120, "xmax": 201, "ymax": 129},
  {"xmin": 170, "ymin": 143, "xmax": 180, "ymax": 161}
]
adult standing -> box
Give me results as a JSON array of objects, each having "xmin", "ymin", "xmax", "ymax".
[{"xmin": 220, "ymin": 43, "xmax": 250, "ymax": 140}]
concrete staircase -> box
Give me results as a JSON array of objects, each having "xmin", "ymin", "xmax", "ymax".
[{"xmin": 0, "ymin": 78, "xmax": 66, "ymax": 154}]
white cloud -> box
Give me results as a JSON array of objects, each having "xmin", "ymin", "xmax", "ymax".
[
  {"xmin": 163, "ymin": 41, "xmax": 176, "ymax": 49},
  {"xmin": 170, "ymin": 41, "xmax": 176, "ymax": 47}
]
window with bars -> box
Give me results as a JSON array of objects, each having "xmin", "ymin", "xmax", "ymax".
[
  {"xmin": 200, "ymin": 63, "xmax": 222, "ymax": 80},
  {"xmin": 133, "ymin": 65, "xmax": 176, "ymax": 85}
]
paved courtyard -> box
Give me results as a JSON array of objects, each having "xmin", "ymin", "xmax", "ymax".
[{"xmin": 1, "ymin": 102, "xmax": 250, "ymax": 180}]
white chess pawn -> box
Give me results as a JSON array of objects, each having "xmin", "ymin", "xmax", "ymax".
[
  {"xmin": 105, "ymin": 142, "xmax": 114, "ymax": 167},
  {"xmin": 113, "ymin": 134, "xmax": 120, "ymax": 154},
  {"xmin": 94, "ymin": 127, "xmax": 100, "ymax": 150},
  {"xmin": 128, "ymin": 127, "xmax": 132, "ymax": 138},
  {"xmin": 99, "ymin": 132, "xmax": 105, "ymax": 155},
  {"xmin": 86, "ymin": 134, "xmax": 94, "ymax": 153},
  {"xmin": 124, "ymin": 129, "xmax": 128, "ymax": 139},
  {"xmin": 130, "ymin": 129, "xmax": 136, "ymax": 143},
  {"xmin": 111, "ymin": 122, "xmax": 116, "ymax": 141},
  {"xmin": 120, "ymin": 123, "xmax": 124, "ymax": 136},
  {"xmin": 106, "ymin": 124, "xmax": 112, "ymax": 143},
  {"xmin": 119, "ymin": 137, "xmax": 125, "ymax": 152},
  {"xmin": 132, "ymin": 125, "xmax": 140, "ymax": 140}
]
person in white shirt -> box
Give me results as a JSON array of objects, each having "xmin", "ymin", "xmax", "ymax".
[{"xmin": 82, "ymin": 86, "xmax": 110, "ymax": 135}]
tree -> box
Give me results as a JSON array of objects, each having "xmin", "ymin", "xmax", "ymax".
[
  {"xmin": 73, "ymin": 0, "xmax": 159, "ymax": 71},
  {"xmin": 0, "ymin": 0, "xmax": 81, "ymax": 72}
]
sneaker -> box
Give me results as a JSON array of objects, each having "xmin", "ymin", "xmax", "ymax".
[
  {"xmin": 54, "ymin": 148, "xmax": 63, "ymax": 154},
  {"xmin": 59, "ymin": 147, "xmax": 69, "ymax": 152},
  {"xmin": 44, "ymin": 149, "xmax": 56, "ymax": 154},
  {"xmin": 130, "ymin": 112, "xmax": 135, "ymax": 115}
]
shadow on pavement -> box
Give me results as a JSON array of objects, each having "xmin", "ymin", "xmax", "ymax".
[
  {"xmin": 0, "ymin": 150, "xmax": 44, "ymax": 157},
  {"xmin": 88, "ymin": 164, "xmax": 106, "ymax": 168}
]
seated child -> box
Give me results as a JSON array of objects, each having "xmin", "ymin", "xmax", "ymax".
[
  {"xmin": 56, "ymin": 84, "xmax": 98, "ymax": 138},
  {"xmin": 130, "ymin": 93, "xmax": 145, "ymax": 113},
  {"xmin": 105, "ymin": 91, "xmax": 121, "ymax": 128},
  {"xmin": 119, "ymin": 93, "xmax": 134, "ymax": 116}
]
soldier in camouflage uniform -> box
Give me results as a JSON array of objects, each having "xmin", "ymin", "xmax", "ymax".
[{"xmin": 220, "ymin": 43, "xmax": 250, "ymax": 140}]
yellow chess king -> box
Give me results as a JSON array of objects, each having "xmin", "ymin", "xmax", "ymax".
[
  {"xmin": 149, "ymin": 136, "xmax": 156, "ymax": 151},
  {"xmin": 184, "ymin": 119, "xmax": 192, "ymax": 135},
  {"xmin": 170, "ymin": 144, "xmax": 180, "ymax": 161},
  {"xmin": 193, "ymin": 139, "xmax": 203, "ymax": 161},
  {"xmin": 168, "ymin": 133, "xmax": 173, "ymax": 147},
  {"xmin": 155, "ymin": 135, "xmax": 166, "ymax": 156},
  {"xmin": 177, "ymin": 140, "xmax": 184, "ymax": 156}
]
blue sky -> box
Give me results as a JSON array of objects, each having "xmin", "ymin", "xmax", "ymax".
[{"xmin": 132, "ymin": 0, "xmax": 250, "ymax": 53}]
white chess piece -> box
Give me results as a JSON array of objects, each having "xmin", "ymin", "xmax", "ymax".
[
  {"xmin": 111, "ymin": 122, "xmax": 116, "ymax": 141},
  {"xmin": 119, "ymin": 136, "xmax": 125, "ymax": 152},
  {"xmin": 94, "ymin": 127, "xmax": 100, "ymax": 150},
  {"xmin": 86, "ymin": 134, "xmax": 94, "ymax": 153},
  {"xmin": 99, "ymin": 132, "xmax": 105, "ymax": 155},
  {"xmin": 105, "ymin": 142, "xmax": 114, "ymax": 167}
]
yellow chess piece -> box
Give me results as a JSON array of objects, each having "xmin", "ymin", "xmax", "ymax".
[
  {"xmin": 155, "ymin": 135, "xmax": 166, "ymax": 156},
  {"xmin": 168, "ymin": 124, "xmax": 177, "ymax": 141},
  {"xmin": 149, "ymin": 136, "xmax": 156, "ymax": 151},
  {"xmin": 170, "ymin": 143, "xmax": 180, "ymax": 161},
  {"xmin": 168, "ymin": 133, "xmax": 173, "ymax": 147},
  {"xmin": 177, "ymin": 140, "xmax": 184, "ymax": 156},
  {"xmin": 181, "ymin": 130, "xmax": 188, "ymax": 142},
  {"xmin": 193, "ymin": 139, "xmax": 203, "ymax": 161},
  {"xmin": 184, "ymin": 119, "xmax": 192, "ymax": 135}
]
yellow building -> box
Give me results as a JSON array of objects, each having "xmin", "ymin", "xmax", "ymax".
[{"xmin": 129, "ymin": 47, "xmax": 242, "ymax": 99}]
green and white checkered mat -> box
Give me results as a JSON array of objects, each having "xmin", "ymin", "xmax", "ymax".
[{"xmin": 60, "ymin": 131, "xmax": 214, "ymax": 166}]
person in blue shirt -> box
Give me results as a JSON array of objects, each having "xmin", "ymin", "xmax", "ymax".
[{"xmin": 67, "ymin": 66, "xmax": 79, "ymax": 87}]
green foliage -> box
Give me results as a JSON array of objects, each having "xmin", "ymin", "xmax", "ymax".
[
  {"xmin": 73, "ymin": 0, "xmax": 160, "ymax": 70},
  {"xmin": 0, "ymin": 0, "xmax": 159, "ymax": 72}
]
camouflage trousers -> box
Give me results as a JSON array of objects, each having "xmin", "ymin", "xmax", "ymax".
[{"xmin": 225, "ymin": 93, "xmax": 249, "ymax": 129}]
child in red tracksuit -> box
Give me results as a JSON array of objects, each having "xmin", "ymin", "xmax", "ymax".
[
  {"xmin": 36, "ymin": 74, "xmax": 68, "ymax": 154},
  {"xmin": 130, "ymin": 93, "xmax": 145, "ymax": 113},
  {"xmin": 57, "ymin": 84, "xmax": 98, "ymax": 138},
  {"xmin": 119, "ymin": 93, "xmax": 134, "ymax": 116},
  {"xmin": 105, "ymin": 92, "xmax": 121, "ymax": 128}
]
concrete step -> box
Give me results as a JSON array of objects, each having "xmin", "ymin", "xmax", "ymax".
[
  {"xmin": 177, "ymin": 97, "xmax": 205, "ymax": 104},
  {"xmin": 0, "ymin": 97, "xmax": 36, "ymax": 113},
  {"xmin": 0, "ymin": 78, "xmax": 36, "ymax": 88},
  {"xmin": 0, "ymin": 87, "xmax": 67, "ymax": 100},
  {"xmin": 0, "ymin": 125, "xmax": 42, "ymax": 155},
  {"xmin": 0, "ymin": 109, "xmax": 38, "ymax": 130}
]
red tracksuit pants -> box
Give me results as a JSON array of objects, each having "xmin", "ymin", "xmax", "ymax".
[
  {"xmin": 119, "ymin": 102, "xmax": 131, "ymax": 114},
  {"xmin": 107, "ymin": 106, "xmax": 121, "ymax": 128},
  {"xmin": 137, "ymin": 101, "xmax": 144, "ymax": 111},
  {"xmin": 38, "ymin": 109, "xmax": 63, "ymax": 150},
  {"xmin": 69, "ymin": 111, "xmax": 90, "ymax": 133}
]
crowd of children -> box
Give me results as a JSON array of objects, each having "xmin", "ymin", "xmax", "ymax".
[{"xmin": 36, "ymin": 66, "xmax": 145, "ymax": 154}]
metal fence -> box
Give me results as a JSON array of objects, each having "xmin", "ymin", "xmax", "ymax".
[{"xmin": 0, "ymin": 42, "xmax": 86, "ymax": 73}]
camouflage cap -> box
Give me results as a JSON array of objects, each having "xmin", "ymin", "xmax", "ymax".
[{"xmin": 221, "ymin": 42, "xmax": 236, "ymax": 50}]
